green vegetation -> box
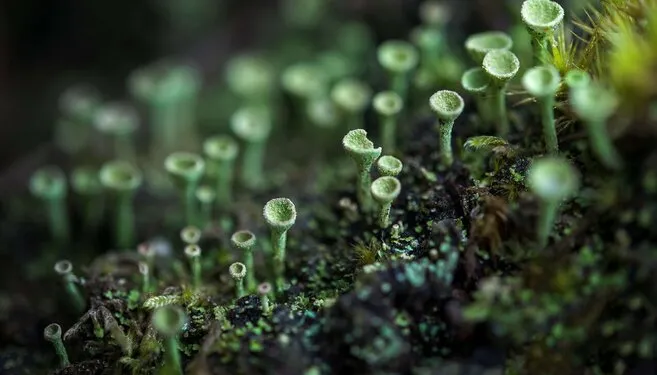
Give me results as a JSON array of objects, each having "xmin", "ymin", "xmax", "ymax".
[
  {"xmin": 522, "ymin": 65, "xmax": 561, "ymax": 153},
  {"xmin": 370, "ymin": 176, "xmax": 401, "ymax": 228},
  {"xmin": 521, "ymin": 0, "xmax": 564, "ymax": 65},
  {"xmin": 376, "ymin": 155, "xmax": 403, "ymax": 177},
  {"xmin": 482, "ymin": 50, "xmax": 520, "ymax": 137},
  {"xmin": 29, "ymin": 166, "xmax": 69, "ymax": 243},
  {"xmin": 231, "ymin": 230, "xmax": 257, "ymax": 291},
  {"xmin": 151, "ymin": 306, "xmax": 186, "ymax": 375},
  {"xmin": 43, "ymin": 323, "xmax": 69, "ymax": 368},
  {"xmin": 342, "ymin": 129, "xmax": 382, "ymax": 209},
  {"xmin": 373, "ymin": 91, "xmax": 403, "ymax": 153},
  {"xmin": 429, "ymin": 90, "xmax": 464, "ymax": 166},
  {"xmin": 263, "ymin": 198, "xmax": 296, "ymax": 292},
  {"xmin": 99, "ymin": 160, "xmax": 143, "ymax": 249}
]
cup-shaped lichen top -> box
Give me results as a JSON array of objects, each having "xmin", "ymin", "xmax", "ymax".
[
  {"xmin": 54, "ymin": 260, "xmax": 73, "ymax": 276},
  {"xmin": 307, "ymin": 98, "xmax": 340, "ymax": 128},
  {"xmin": 130, "ymin": 61, "xmax": 201, "ymax": 104},
  {"xmin": 331, "ymin": 78, "xmax": 372, "ymax": 114},
  {"xmin": 71, "ymin": 167, "xmax": 102, "ymax": 195},
  {"xmin": 522, "ymin": 65, "xmax": 561, "ymax": 98},
  {"xmin": 99, "ymin": 161, "xmax": 142, "ymax": 193},
  {"xmin": 376, "ymin": 155, "xmax": 403, "ymax": 177},
  {"xmin": 30, "ymin": 166, "xmax": 67, "ymax": 200},
  {"xmin": 342, "ymin": 129, "xmax": 383, "ymax": 171},
  {"xmin": 419, "ymin": 1, "xmax": 451, "ymax": 28},
  {"xmin": 373, "ymin": 91, "xmax": 403, "ymax": 117},
  {"xmin": 165, "ymin": 152, "xmax": 205, "ymax": 187},
  {"xmin": 564, "ymin": 69, "xmax": 591, "ymax": 90},
  {"xmin": 377, "ymin": 40, "xmax": 420, "ymax": 74},
  {"xmin": 482, "ymin": 50, "xmax": 520, "ymax": 85},
  {"xmin": 570, "ymin": 83, "xmax": 618, "ymax": 123},
  {"xmin": 465, "ymin": 31, "xmax": 513, "ymax": 63},
  {"xmin": 429, "ymin": 90, "xmax": 465, "ymax": 122},
  {"xmin": 527, "ymin": 157, "xmax": 580, "ymax": 202},
  {"xmin": 203, "ymin": 135, "xmax": 239, "ymax": 162},
  {"xmin": 281, "ymin": 63, "xmax": 327, "ymax": 99},
  {"xmin": 231, "ymin": 230, "xmax": 256, "ymax": 250},
  {"xmin": 521, "ymin": 0, "xmax": 565, "ymax": 34},
  {"xmin": 461, "ymin": 68, "xmax": 490, "ymax": 95},
  {"xmin": 225, "ymin": 55, "xmax": 275, "ymax": 99},
  {"xmin": 230, "ymin": 107, "xmax": 272, "ymax": 143},
  {"xmin": 93, "ymin": 102, "xmax": 139, "ymax": 136},
  {"xmin": 371, "ymin": 176, "xmax": 401, "ymax": 205},
  {"xmin": 152, "ymin": 305, "xmax": 187, "ymax": 337},
  {"xmin": 59, "ymin": 84, "xmax": 101, "ymax": 120},
  {"xmin": 258, "ymin": 282, "xmax": 272, "ymax": 295},
  {"xmin": 180, "ymin": 225, "xmax": 201, "ymax": 244},
  {"xmin": 263, "ymin": 198, "xmax": 297, "ymax": 233},
  {"xmin": 229, "ymin": 262, "xmax": 247, "ymax": 280},
  {"xmin": 44, "ymin": 323, "xmax": 63, "ymax": 342},
  {"xmin": 184, "ymin": 244, "xmax": 201, "ymax": 259}
]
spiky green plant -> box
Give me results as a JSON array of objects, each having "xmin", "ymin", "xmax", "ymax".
[{"xmin": 522, "ymin": 65, "xmax": 561, "ymax": 154}]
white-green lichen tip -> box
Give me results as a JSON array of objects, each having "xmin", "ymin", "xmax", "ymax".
[
  {"xmin": 164, "ymin": 152, "xmax": 205, "ymax": 180},
  {"xmin": 527, "ymin": 157, "xmax": 580, "ymax": 202},
  {"xmin": 231, "ymin": 230, "xmax": 256, "ymax": 250},
  {"xmin": 465, "ymin": 31, "xmax": 513, "ymax": 63},
  {"xmin": 30, "ymin": 166, "xmax": 67, "ymax": 199},
  {"xmin": 225, "ymin": 55, "xmax": 274, "ymax": 97},
  {"xmin": 373, "ymin": 91, "xmax": 403, "ymax": 117},
  {"xmin": 184, "ymin": 244, "xmax": 201, "ymax": 258},
  {"xmin": 429, "ymin": 90, "xmax": 464, "ymax": 122},
  {"xmin": 229, "ymin": 262, "xmax": 247, "ymax": 279},
  {"xmin": 564, "ymin": 69, "xmax": 591, "ymax": 90},
  {"xmin": 522, "ymin": 65, "xmax": 561, "ymax": 98},
  {"xmin": 59, "ymin": 84, "xmax": 100, "ymax": 118},
  {"xmin": 377, "ymin": 155, "xmax": 403, "ymax": 177},
  {"xmin": 307, "ymin": 98, "xmax": 340, "ymax": 128},
  {"xmin": 151, "ymin": 305, "xmax": 186, "ymax": 337},
  {"xmin": 44, "ymin": 323, "xmax": 62, "ymax": 341},
  {"xmin": 181, "ymin": 225, "xmax": 201, "ymax": 244},
  {"xmin": 263, "ymin": 198, "xmax": 297, "ymax": 232},
  {"xmin": 371, "ymin": 176, "xmax": 401, "ymax": 203},
  {"xmin": 521, "ymin": 0, "xmax": 565, "ymax": 34},
  {"xmin": 99, "ymin": 161, "xmax": 142, "ymax": 192},
  {"xmin": 203, "ymin": 135, "xmax": 239, "ymax": 161},
  {"xmin": 461, "ymin": 68, "xmax": 490, "ymax": 94},
  {"xmin": 281, "ymin": 63, "xmax": 327, "ymax": 99},
  {"xmin": 342, "ymin": 129, "xmax": 383, "ymax": 164},
  {"xmin": 482, "ymin": 50, "xmax": 520, "ymax": 83},
  {"xmin": 54, "ymin": 260, "xmax": 73, "ymax": 275},
  {"xmin": 93, "ymin": 102, "xmax": 139, "ymax": 135},
  {"xmin": 377, "ymin": 40, "xmax": 420, "ymax": 73},
  {"xmin": 230, "ymin": 107, "xmax": 272, "ymax": 143},
  {"xmin": 570, "ymin": 83, "xmax": 618, "ymax": 123},
  {"xmin": 331, "ymin": 79, "xmax": 372, "ymax": 114}
]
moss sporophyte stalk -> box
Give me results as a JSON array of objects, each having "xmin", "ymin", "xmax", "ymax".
[
  {"xmin": 263, "ymin": 198, "xmax": 297, "ymax": 292},
  {"xmin": 376, "ymin": 155, "xmax": 403, "ymax": 177},
  {"xmin": 44, "ymin": 323, "xmax": 69, "ymax": 368},
  {"xmin": 152, "ymin": 305, "xmax": 186, "ymax": 375},
  {"xmin": 520, "ymin": 0, "xmax": 564, "ymax": 65},
  {"xmin": 164, "ymin": 152, "xmax": 205, "ymax": 226},
  {"xmin": 342, "ymin": 129, "xmax": 382, "ymax": 210},
  {"xmin": 371, "ymin": 176, "xmax": 401, "ymax": 228},
  {"xmin": 29, "ymin": 166, "xmax": 69, "ymax": 243},
  {"xmin": 429, "ymin": 90, "xmax": 464, "ymax": 167},
  {"xmin": 522, "ymin": 65, "xmax": 561, "ymax": 154},
  {"xmin": 99, "ymin": 160, "xmax": 142, "ymax": 249},
  {"xmin": 482, "ymin": 49, "xmax": 520, "ymax": 137},
  {"xmin": 330, "ymin": 78, "xmax": 372, "ymax": 131},
  {"xmin": 230, "ymin": 107, "xmax": 272, "ymax": 189},
  {"xmin": 373, "ymin": 91, "xmax": 403, "ymax": 153},
  {"xmin": 231, "ymin": 230, "xmax": 257, "ymax": 291}
]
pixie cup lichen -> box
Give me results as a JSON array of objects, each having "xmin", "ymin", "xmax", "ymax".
[
  {"xmin": 564, "ymin": 69, "xmax": 591, "ymax": 90},
  {"xmin": 165, "ymin": 152, "xmax": 206, "ymax": 226},
  {"xmin": 230, "ymin": 107, "xmax": 272, "ymax": 190},
  {"xmin": 376, "ymin": 155, "xmax": 403, "ymax": 177},
  {"xmin": 229, "ymin": 262, "xmax": 247, "ymax": 299},
  {"xmin": 180, "ymin": 225, "xmax": 201, "ymax": 245},
  {"xmin": 195, "ymin": 185, "xmax": 215, "ymax": 226},
  {"xmin": 465, "ymin": 31, "xmax": 513, "ymax": 64},
  {"xmin": 56, "ymin": 84, "xmax": 101, "ymax": 155},
  {"xmin": 377, "ymin": 40, "xmax": 419, "ymax": 99},
  {"xmin": 520, "ymin": 0, "xmax": 564, "ymax": 65},
  {"xmin": 152, "ymin": 305, "xmax": 187, "ymax": 375},
  {"xmin": 93, "ymin": 102, "xmax": 139, "ymax": 161},
  {"xmin": 371, "ymin": 176, "xmax": 402, "ymax": 228},
  {"xmin": 461, "ymin": 67, "xmax": 491, "ymax": 123},
  {"xmin": 263, "ymin": 198, "xmax": 297, "ymax": 292},
  {"xmin": 184, "ymin": 244, "xmax": 202, "ymax": 290},
  {"xmin": 522, "ymin": 65, "xmax": 561, "ymax": 154},
  {"xmin": 331, "ymin": 78, "xmax": 372, "ymax": 131},
  {"xmin": 44, "ymin": 323, "xmax": 70, "ymax": 368},
  {"xmin": 29, "ymin": 166, "xmax": 69, "ymax": 243},
  {"xmin": 99, "ymin": 160, "xmax": 143, "ymax": 249},
  {"xmin": 429, "ymin": 90, "xmax": 465, "ymax": 167},
  {"xmin": 225, "ymin": 54, "xmax": 275, "ymax": 107},
  {"xmin": 482, "ymin": 50, "xmax": 520, "ymax": 137},
  {"xmin": 231, "ymin": 230, "xmax": 257, "ymax": 291},
  {"xmin": 342, "ymin": 129, "xmax": 383, "ymax": 210},
  {"xmin": 203, "ymin": 135, "xmax": 239, "ymax": 207},
  {"xmin": 71, "ymin": 166, "xmax": 104, "ymax": 234},
  {"xmin": 258, "ymin": 282, "xmax": 272, "ymax": 313},
  {"xmin": 570, "ymin": 84, "xmax": 623, "ymax": 170},
  {"xmin": 527, "ymin": 157, "xmax": 580, "ymax": 248},
  {"xmin": 54, "ymin": 260, "xmax": 85, "ymax": 312},
  {"xmin": 373, "ymin": 91, "xmax": 403, "ymax": 152}
]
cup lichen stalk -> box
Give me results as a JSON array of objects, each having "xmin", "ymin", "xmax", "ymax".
[
  {"xmin": 429, "ymin": 90, "xmax": 465, "ymax": 167},
  {"xmin": 520, "ymin": 0, "xmax": 564, "ymax": 65},
  {"xmin": 229, "ymin": 262, "xmax": 247, "ymax": 299},
  {"xmin": 164, "ymin": 152, "xmax": 206, "ymax": 226},
  {"xmin": 331, "ymin": 78, "xmax": 372, "ymax": 131},
  {"xmin": 371, "ymin": 176, "xmax": 402, "ymax": 228},
  {"xmin": 99, "ymin": 160, "xmax": 143, "ymax": 249},
  {"xmin": 71, "ymin": 167, "xmax": 104, "ymax": 235},
  {"xmin": 55, "ymin": 84, "xmax": 101, "ymax": 155},
  {"xmin": 138, "ymin": 261, "xmax": 151, "ymax": 294},
  {"xmin": 281, "ymin": 63, "xmax": 328, "ymax": 125},
  {"xmin": 152, "ymin": 305, "xmax": 187, "ymax": 375},
  {"xmin": 195, "ymin": 185, "xmax": 215, "ymax": 227},
  {"xmin": 377, "ymin": 40, "xmax": 419, "ymax": 100},
  {"xmin": 263, "ymin": 198, "xmax": 297, "ymax": 292},
  {"xmin": 230, "ymin": 107, "xmax": 272, "ymax": 189},
  {"xmin": 564, "ymin": 69, "xmax": 591, "ymax": 91},
  {"xmin": 184, "ymin": 244, "xmax": 202, "ymax": 291},
  {"xmin": 522, "ymin": 65, "xmax": 561, "ymax": 154},
  {"xmin": 44, "ymin": 323, "xmax": 70, "ymax": 369},
  {"xmin": 29, "ymin": 166, "xmax": 70, "ymax": 243},
  {"xmin": 258, "ymin": 282, "xmax": 272, "ymax": 314},
  {"xmin": 342, "ymin": 129, "xmax": 382, "ymax": 211},
  {"xmin": 203, "ymin": 135, "xmax": 239, "ymax": 207},
  {"xmin": 373, "ymin": 91, "xmax": 403, "ymax": 153},
  {"xmin": 93, "ymin": 102, "xmax": 139, "ymax": 161},
  {"xmin": 376, "ymin": 155, "xmax": 403, "ymax": 177},
  {"xmin": 54, "ymin": 260, "xmax": 85, "ymax": 312},
  {"xmin": 231, "ymin": 230, "xmax": 257, "ymax": 291},
  {"xmin": 461, "ymin": 68, "xmax": 492, "ymax": 124},
  {"xmin": 482, "ymin": 50, "xmax": 520, "ymax": 137}
]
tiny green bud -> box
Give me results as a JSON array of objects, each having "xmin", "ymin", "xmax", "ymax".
[
  {"xmin": 570, "ymin": 84, "xmax": 623, "ymax": 169},
  {"xmin": 564, "ymin": 69, "xmax": 591, "ymax": 90},
  {"xmin": 377, "ymin": 40, "xmax": 419, "ymax": 98},
  {"xmin": 99, "ymin": 160, "xmax": 143, "ymax": 249},
  {"xmin": 230, "ymin": 107, "xmax": 272, "ymax": 189},
  {"xmin": 527, "ymin": 157, "xmax": 579, "ymax": 247},
  {"xmin": 465, "ymin": 31, "xmax": 513, "ymax": 64},
  {"xmin": 152, "ymin": 305, "xmax": 186, "ymax": 374},
  {"xmin": 165, "ymin": 152, "xmax": 206, "ymax": 226},
  {"xmin": 229, "ymin": 262, "xmax": 247, "ymax": 298},
  {"xmin": 54, "ymin": 260, "xmax": 85, "ymax": 312},
  {"xmin": 138, "ymin": 261, "xmax": 150, "ymax": 294},
  {"xmin": 373, "ymin": 91, "xmax": 403, "ymax": 152},
  {"xmin": 184, "ymin": 244, "xmax": 202, "ymax": 290},
  {"xmin": 44, "ymin": 323, "xmax": 69, "ymax": 368},
  {"xmin": 93, "ymin": 102, "xmax": 139, "ymax": 160},
  {"xmin": 29, "ymin": 166, "xmax": 69, "ymax": 243},
  {"xmin": 331, "ymin": 78, "xmax": 372, "ymax": 130},
  {"xmin": 203, "ymin": 135, "xmax": 239, "ymax": 206},
  {"xmin": 376, "ymin": 155, "xmax": 403, "ymax": 177},
  {"xmin": 263, "ymin": 198, "xmax": 297, "ymax": 292},
  {"xmin": 521, "ymin": 0, "xmax": 564, "ymax": 64},
  {"xmin": 461, "ymin": 68, "xmax": 490, "ymax": 95},
  {"xmin": 522, "ymin": 65, "xmax": 561, "ymax": 153},
  {"xmin": 258, "ymin": 282, "xmax": 272, "ymax": 313},
  {"xmin": 342, "ymin": 129, "xmax": 383, "ymax": 210},
  {"xmin": 371, "ymin": 176, "xmax": 402, "ymax": 228},
  {"xmin": 231, "ymin": 230, "xmax": 257, "ymax": 291},
  {"xmin": 482, "ymin": 50, "xmax": 520, "ymax": 137},
  {"xmin": 429, "ymin": 90, "xmax": 464, "ymax": 166}
]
